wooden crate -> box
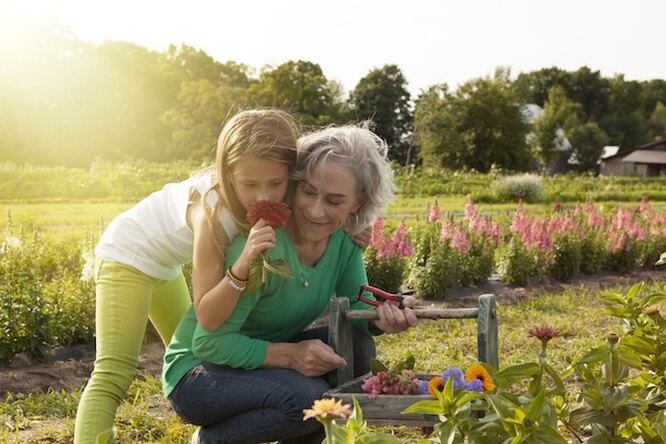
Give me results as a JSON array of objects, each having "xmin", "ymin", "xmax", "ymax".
[{"xmin": 324, "ymin": 372, "xmax": 440, "ymax": 427}]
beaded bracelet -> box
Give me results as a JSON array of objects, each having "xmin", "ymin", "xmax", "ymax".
[{"xmin": 225, "ymin": 268, "xmax": 247, "ymax": 292}]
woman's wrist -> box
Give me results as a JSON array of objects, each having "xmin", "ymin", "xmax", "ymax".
[{"xmin": 230, "ymin": 260, "xmax": 250, "ymax": 281}]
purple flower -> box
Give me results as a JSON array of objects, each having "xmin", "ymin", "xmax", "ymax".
[
  {"xmin": 465, "ymin": 379, "xmax": 483, "ymax": 392},
  {"xmin": 441, "ymin": 367, "xmax": 466, "ymax": 390},
  {"xmin": 418, "ymin": 379, "xmax": 429, "ymax": 395}
]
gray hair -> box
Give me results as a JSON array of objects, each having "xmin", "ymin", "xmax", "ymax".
[{"xmin": 293, "ymin": 124, "xmax": 396, "ymax": 235}]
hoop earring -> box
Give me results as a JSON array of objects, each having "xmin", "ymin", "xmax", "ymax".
[{"xmin": 348, "ymin": 212, "xmax": 359, "ymax": 228}]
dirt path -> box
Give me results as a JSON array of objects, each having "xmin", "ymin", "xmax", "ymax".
[{"xmin": 1, "ymin": 268, "xmax": 664, "ymax": 398}]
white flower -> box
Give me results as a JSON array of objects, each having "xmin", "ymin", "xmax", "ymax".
[
  {"xmin": 80, "ymin": 251, "xmax": 95, "ymax": 282},
  {"xmin": 1, "ymin": 236, "xmax": 21, "ymax": 254}
]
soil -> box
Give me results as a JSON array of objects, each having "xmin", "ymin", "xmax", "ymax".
[{"xmin": 1, "ymin": 268, "xmax": 664, "ymax": 398}]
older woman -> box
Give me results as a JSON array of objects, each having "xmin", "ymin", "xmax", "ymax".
[{"xmin": 163, "ymin": 125, "xmax": 418, "ymax": 444}]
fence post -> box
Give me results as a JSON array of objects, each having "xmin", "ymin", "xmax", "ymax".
[
  {"xmin": 329, "ymin": 297, "xmax": 354, "ymax": 387},
  {"xmin": 477, "ymin": 294, "xmax": 499, "ymax": 369}
]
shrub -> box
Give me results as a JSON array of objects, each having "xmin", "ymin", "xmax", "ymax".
[
  {"xmin": 492, "ymin": 174, "xmax": 543, "ymax": 203},
  {"xmin": 579, "ymin": 231, "xmax": 606, "ymax": 274},
  {"xmin": 496, "ymin": 236, "xmax": 542, "ymax": 285},
  {"xmin": 547, "ymin": 235, "xmax": 581, "ymax": 281}
]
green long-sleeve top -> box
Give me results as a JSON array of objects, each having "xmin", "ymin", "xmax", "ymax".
[{"xmin": 162, "ymin": 228, "xmax": 377, "ymax": 396}]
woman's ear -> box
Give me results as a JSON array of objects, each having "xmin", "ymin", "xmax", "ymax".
[{"xmin": 352, "ymin": 194, "xmax": 366, "ymax": 215}]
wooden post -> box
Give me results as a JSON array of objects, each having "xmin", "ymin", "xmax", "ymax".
[
  {"xmin": 329, "ymin": 297, "xmax": 354, "ymax": 387},
  {"xmin": 477, "ymin": 294, "xmax": 499, "ymax": 369}
]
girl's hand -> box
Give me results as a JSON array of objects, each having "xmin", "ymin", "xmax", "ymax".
[
  {"xmin": 349, "ymin": 226, "xmax": 372, "ymax": 250},
  {"xmin": 236, "ymin": 219, "xmax": 276, "ymax": 275}
]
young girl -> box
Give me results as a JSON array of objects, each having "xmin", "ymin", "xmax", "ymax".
[{"xmin": 74, "ymin": 109, "xmax": 300, "ymax": 444}]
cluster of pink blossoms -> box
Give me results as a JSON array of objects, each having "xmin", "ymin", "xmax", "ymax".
[
  {"xmin": 370, "ymin": 217, "xmax": 414, "ymax": 261},
  {"xmin": 360, "ymin": 369, "xmax": 420, "ymax": 399}
]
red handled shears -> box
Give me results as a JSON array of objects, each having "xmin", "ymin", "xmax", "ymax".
[{"xmin": 357, "ymin": 285, "xmax": 405, "ymax": 308}]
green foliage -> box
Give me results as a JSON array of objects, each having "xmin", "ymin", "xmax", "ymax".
[
  {"xmin": 530, "ymin": 85, "xmax": 583, "ymax": 167},
  {"xmin": 349, "ymin": 64, "xmax": 413, "ymax": 164},
  {"xmin": 0, "ymin": 221, "xmax": 95, "ymax": 363},
  {"xmin": 414, "ymin": 70, "xmax": 531, "ymax": 172},
  {"xmin": 547, "ymin": 235, "xmax": 581, "ymax": 281},
  {"xmin": 364, "ymin": 248, "xmax": 405, "ymax": 293},
  {"xmin": 579, "ymin": 231, "xmax": 606, "ymax": 274},
  {"xmin": 496, "ymin": 237, "xmax": 542, "ymax": 285},
  {"xmin": 491, "ymin": 174, "xmax": 544, "ymax": 203}
]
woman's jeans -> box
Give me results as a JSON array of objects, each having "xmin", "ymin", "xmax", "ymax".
[
  {"xmin": 74, "ymin": 260, "xmax": 192, "ymax": 444},
  {"xmin": 168, "ymin": 326, "xmax": 376, "ymax": 444}
]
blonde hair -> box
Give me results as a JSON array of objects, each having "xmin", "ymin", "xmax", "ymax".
[
  {"xmin": 293, "ymin": 124, "xmax": 396, "ymax": 235},
  {"xmin": 202, "ymin": 109, "xmax": 299, "ymax": 254}
]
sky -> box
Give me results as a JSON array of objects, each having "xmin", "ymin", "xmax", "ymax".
[{"xmin": 2, "ymin": 0, "xmax": 665, "ymax": 96}]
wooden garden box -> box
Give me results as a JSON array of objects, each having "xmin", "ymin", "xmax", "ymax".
[{"xmin": 323, "ymin": 294, "xmax": 498, "ymax": 426}]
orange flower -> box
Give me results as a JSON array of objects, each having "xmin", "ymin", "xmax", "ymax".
[
  {"xmin": 303, "ymin": 398, "xmax": 352, "ymax": 422},
  {"xmin": 427, "ymin": 376, "xmax": 444, "ymax": 397},
  {"xmin": 465, "ymin": 363, "xmax": 495, "ymax": 392},
  {"xmin": 642, "ymin": 304, "xmax": 662, "ymax": 315}
]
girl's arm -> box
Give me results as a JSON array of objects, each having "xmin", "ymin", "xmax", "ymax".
[
  {"xmin": 190, "ymin": 203, "xmax": 239, "ymax": 332},
  {"xmin": 190, "ymin": 204, "xmax": 277, "ymax": 332}
]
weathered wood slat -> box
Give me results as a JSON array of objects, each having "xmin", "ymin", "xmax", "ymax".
[{"xmin": 345, "ymin": 307, "xmax": 479, "ymax": 320}]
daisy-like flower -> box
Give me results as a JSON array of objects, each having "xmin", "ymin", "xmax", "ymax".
[
  {"xmin": 426, "ymin": 376, "xmax": 444, "ymax": 397},
  {"xmin": 465, "ymin": 363, "xmax": 495, "ymax": 392},
  {"xmin": 303, "ymin": 398, "xmax": 352, "ymax": 422},
  {"xmin": 247, "ymin": 200, "xmax": 291, "ymax": 228},
  {"xmin": 527, "ymin": 326, "xmax": 561, "ymax": 342}
]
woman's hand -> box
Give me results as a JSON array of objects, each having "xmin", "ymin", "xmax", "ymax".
[
  {"xmin": 373, "ymin": 296, "xmax": 419, "ymax": 334},
  {"xmin": 290, "ymin": 339, "xmax": 346, "ymax": 377},
  {"xmin": 234, "ymin": 219, "xmax": 276, "ymax": 277}
]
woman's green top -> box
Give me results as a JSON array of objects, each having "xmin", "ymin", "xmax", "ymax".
[{"xmin": 162, "ymin": 228, "xmax": 377, "ymax": 396}]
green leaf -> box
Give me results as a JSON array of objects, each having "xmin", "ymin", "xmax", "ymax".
[
  {"xmin": 369, "ymin": 358, "xmax": 389, "ymax": 375},
  {"xmin": 615, "ymin": 344, "xmax": 644, "ymax": 368},
  {"xmin": 620, "ymin": 336, "xmax": 655, "ymax": 356},
  {"xmin": 543, "ymin": 362, "xmax": 566, "ymax": 397},
  {"xmin": 394, "ymin": 355, "xmax": 415, "ymax": 373},
  {"xmin": 577, "ymin": 345, "xmax": 609, "ymax": 364},
  {"xmin": 403, "ymin": 399, "xmax": 443, "ymax": 415},
  {"xmin": 640, "ymin": 292, "xmax": 666, "ymax": 308},
  {"xmin": 626, "ymin": 282, "xmax": 644, "ymax": 301},
  {"xmin": 493, "ymin": 362, "xmax": 541, "ymax": 388},
  {"xmin": 262, "ymin": 258, "xmax": 294, "ymax": 279}
]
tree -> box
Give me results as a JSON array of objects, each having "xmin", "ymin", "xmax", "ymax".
[
  {"xmin": 568, "ymin": 122, "xmax": 609, "ymax": 172},
  {"xmin": 161, "ymin": 78, "xmax": 251, "ymax": 161},
  {"xmin": 252, "ymin": 60, "xmax": 334, "ymax": 126},
  {"xmin": 648, "ymin": 101, "xmax": 666, "ymax": 140},
  {"xmin": 530, "ymin": 86, "xmax": 583, "ymax": 167},
  {"xmin": 414, "ymin": 71, "xmax": 531, "ymax": 172},
  {"xmin": 601, "ymin": 75, "xmax": 648, "ymax": 148},
  {"xmin": 348, "ymin": 65, "xmax": 412, "ymax": 164}
]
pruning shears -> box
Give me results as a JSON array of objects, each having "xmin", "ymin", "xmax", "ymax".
[{"xmin": 357, "ymin": 285, "xmax": 406, "ymax": 308}]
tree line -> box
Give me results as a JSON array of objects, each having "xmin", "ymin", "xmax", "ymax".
[{"xmin": 2, "ymin": 15, "xmax": 665, "ymax": 171}]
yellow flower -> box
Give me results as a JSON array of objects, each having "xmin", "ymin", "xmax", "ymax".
[
  {"xmin": 465, "ymin": 363, "xmax": 495, "ymax": 392},
  {"xmin": 427, "ymin": 376, "xmax": 444, "ymax": 397},
  {"xmin": 303, "ymin": 398, "xmax": 352, "ymax": 422}
]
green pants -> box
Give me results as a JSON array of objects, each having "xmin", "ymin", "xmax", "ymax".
[{"xmin": 74, "ymin": 260, "xmax": 191, "ymax": 444}]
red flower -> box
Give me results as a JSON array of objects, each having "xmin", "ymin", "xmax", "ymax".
[
  {"xmin": 247, "ymin": 200, "xmax": 291, "ymax": 228},
  {"xmin": 527, "ymin": 326, "xmax": 561, "ymax": 342}
]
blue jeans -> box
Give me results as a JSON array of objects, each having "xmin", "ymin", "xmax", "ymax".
[{"xmin": 168, "ymin": 327, "xmax": 376, "ymax": 444}]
